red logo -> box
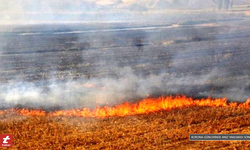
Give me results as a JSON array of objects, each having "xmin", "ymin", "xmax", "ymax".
[{"xmin": 0, "ymin": 134, "xmax": 13, "ymax": 147}]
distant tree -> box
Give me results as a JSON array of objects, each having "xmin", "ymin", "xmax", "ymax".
[
  {"xmin": 213, "ymin": 0, "xmax": 233, "ymax": 10},
  {"xmin": 172, "ymin": 0, "xmax": 182, "ymax": 5},
  {"xmin": 224, "ymin": 0, "xmax": 230, "ymax": 10}
]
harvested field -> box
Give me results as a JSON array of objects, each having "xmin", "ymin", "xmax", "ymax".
[{"xmin": 1, "ymin": 105, "xmax": 250, "ymax": 149}]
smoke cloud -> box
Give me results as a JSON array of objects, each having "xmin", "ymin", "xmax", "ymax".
[{"xmin": 0, "ymin": 64, "xmax": 249, "ymax": 110}]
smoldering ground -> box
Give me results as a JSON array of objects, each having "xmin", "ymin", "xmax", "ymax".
[{"xmin": 0, "ymin": 65, "xmax": 249, "ymax": 110}]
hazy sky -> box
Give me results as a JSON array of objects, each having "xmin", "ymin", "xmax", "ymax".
[{"xmin": 96, "ymin": 0, "xmax": 134, "ymax": 5}]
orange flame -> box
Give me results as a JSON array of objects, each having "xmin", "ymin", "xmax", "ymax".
[{"xmin": 1, "ymin": 96, "xmax": 250, "ymax": 118}]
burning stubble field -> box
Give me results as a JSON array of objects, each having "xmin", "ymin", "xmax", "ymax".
[
  {"xmin": 1, "ymin": 99, "xmax": 250, "ymax": 149},
  {"xmin": 1, "ymin": 12, "xmax": 250, "ymax": 149}
]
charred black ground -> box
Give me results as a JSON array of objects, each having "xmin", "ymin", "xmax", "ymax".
[{"xmin": 1, "ymin": 17, "xmax": 250, "ymax": 109}]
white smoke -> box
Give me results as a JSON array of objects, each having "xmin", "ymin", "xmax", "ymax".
[{"xmin": 0, "ymin": 65, "xmax": 247, "ymax": 110}]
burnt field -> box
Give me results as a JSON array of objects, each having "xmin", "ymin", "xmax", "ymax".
[
  {"xmin": 1, "ymin": 17, "xmax": 250, "ymax": 149},
  {"xmin": 2, "ymin": 21, "xmax": 250, "ymax": 82},
  {"xmin": 1, "ymin": 19, "xmax": 250, "ymax": 104}
]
